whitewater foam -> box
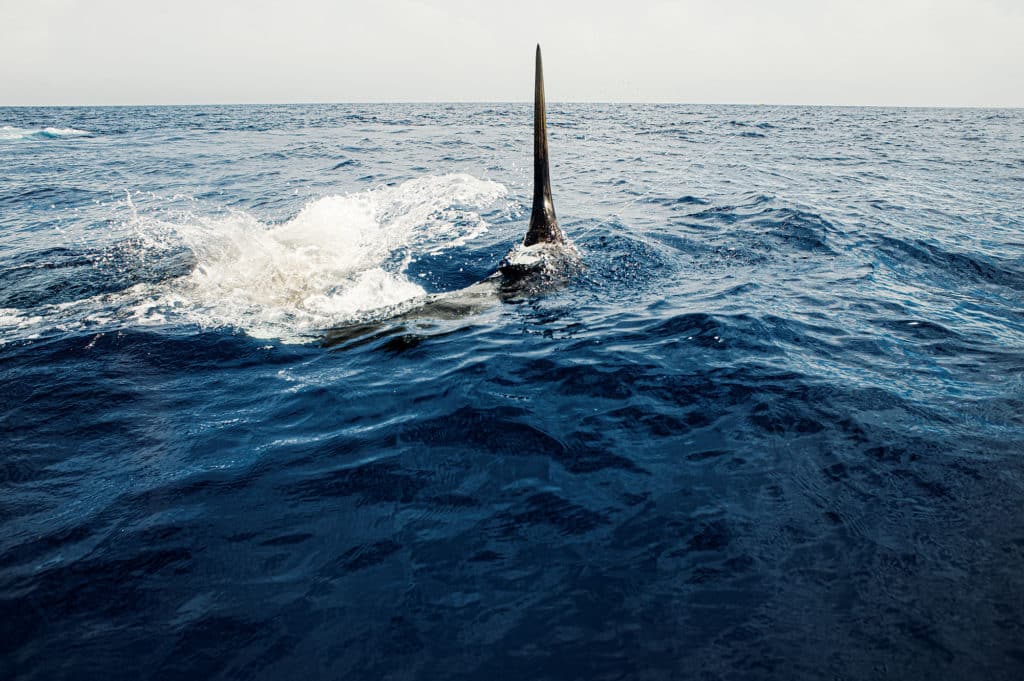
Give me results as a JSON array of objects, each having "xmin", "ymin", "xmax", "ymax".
[
  {"xmin": 0, "ymin": 125, "xmax": 94, "ymax": 141},
  {"xmin": 0, "ymin": 174, "xmax": 507, "ymax": 343}
]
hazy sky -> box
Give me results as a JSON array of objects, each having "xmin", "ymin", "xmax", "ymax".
[{"xmin": 2, "ymin": 0, "xmax": 1022, "ymax": 106}]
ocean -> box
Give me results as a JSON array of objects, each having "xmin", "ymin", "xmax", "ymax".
[{"xmin": 1, "ymin": 103, "xmax": 1023, "ymax": 680}]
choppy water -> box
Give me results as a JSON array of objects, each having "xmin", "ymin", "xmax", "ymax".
[{"xmin": 1, "ymin": 103, "xmax": 1023, "ymax": 680}]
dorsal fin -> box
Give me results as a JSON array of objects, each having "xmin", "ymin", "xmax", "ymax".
[{"xmin": 524, "ymin": 44, "xmax": 564, "ymax": 246}]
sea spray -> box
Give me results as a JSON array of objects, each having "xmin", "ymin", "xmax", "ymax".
[{"xmin": 0, "ymin": 174, "xmax": 507, "ymax": 342}]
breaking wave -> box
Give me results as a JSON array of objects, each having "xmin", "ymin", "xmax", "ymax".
[{"xmin": 0, "ymin": 125, "xmax": 94, "ymax": 141}]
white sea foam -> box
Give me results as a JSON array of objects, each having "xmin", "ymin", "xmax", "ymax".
[
  {"xmin": 0, "ymin": 125, "xmax": 93, "ymax": 141},
  {"xmin": 0, "ymin": 174, "xmax": 507, "ymax": 344}
]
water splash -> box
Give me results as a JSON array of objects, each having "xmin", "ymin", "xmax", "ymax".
[{"xmin": 0, "ymin": 174, "xmax": 507, "ymax": 343}]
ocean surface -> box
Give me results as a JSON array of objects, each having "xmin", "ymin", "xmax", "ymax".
[{"xmin": 1, "ymin": 103, "xmax": 1023, "ymax": 680}]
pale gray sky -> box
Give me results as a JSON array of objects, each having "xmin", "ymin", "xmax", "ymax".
[{"xmin": 1, "ymin": 0, "xmax": 1022, "ymax": 106}]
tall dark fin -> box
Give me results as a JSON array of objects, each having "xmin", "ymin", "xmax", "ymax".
[{"xmin": 525, "ymin": 44, "xmax": 564, "ymax": 246}]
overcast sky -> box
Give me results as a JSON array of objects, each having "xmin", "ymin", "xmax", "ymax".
[{"xmin": 1, "ymin": 0, "xmax": 1021, "ymax": 106}]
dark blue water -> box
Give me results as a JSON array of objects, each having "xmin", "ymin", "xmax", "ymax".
[{"xmin": 2, "ymin": 104, "xmax": 1023, "ymax": 680}]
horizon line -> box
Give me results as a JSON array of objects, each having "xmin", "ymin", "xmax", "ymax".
[{"xmin": 2, "ymin": 100, "xmax": 1022, "ymax": 110}]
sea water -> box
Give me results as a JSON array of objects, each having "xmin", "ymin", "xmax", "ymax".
[{"xmin": 1, "ymin": 104, "xmax": 1023, "ymax": 679}]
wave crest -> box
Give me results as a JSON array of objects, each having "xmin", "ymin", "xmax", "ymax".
[{"xmin": 0, "ymin": 125, "xmax": 94, "ymax": 141}]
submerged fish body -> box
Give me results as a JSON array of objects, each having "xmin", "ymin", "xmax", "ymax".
[
  {"xmin": 322, "ymin": 241, "xmax": 582, "ymax": 348},
  {"xmin": 496, "ymin": 240, "xmax": 583, "ymax": 298}
]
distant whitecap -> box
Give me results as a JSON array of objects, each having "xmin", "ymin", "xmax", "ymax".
[{"xmin": 0, "ymin": 125, "xmax": 94, "ymax": 141}]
